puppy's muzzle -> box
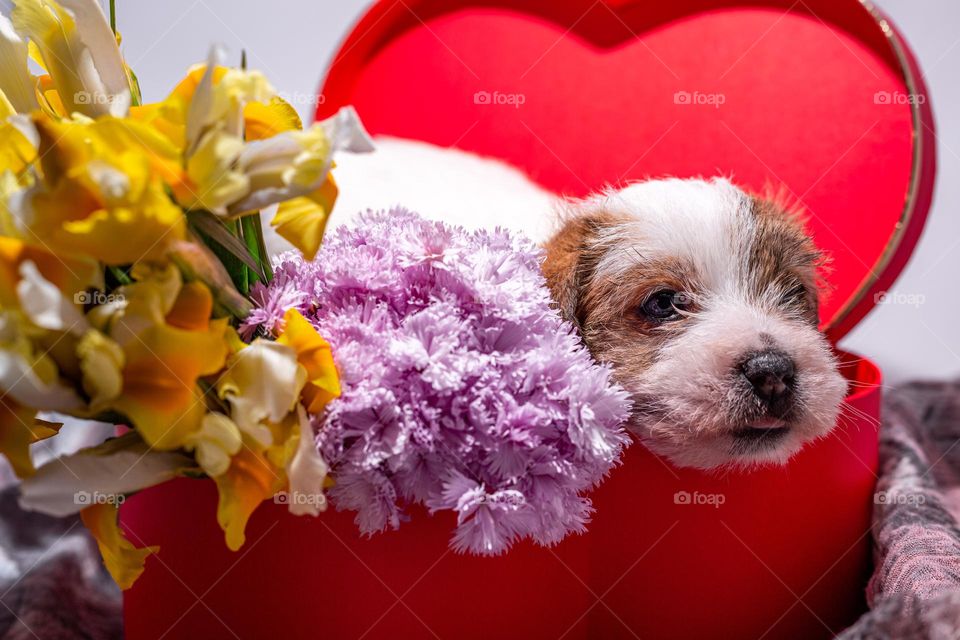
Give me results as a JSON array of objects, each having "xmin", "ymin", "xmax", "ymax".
[{"xmin": 741, "ymin": 350, "xmax": 796, "ymax": 419}]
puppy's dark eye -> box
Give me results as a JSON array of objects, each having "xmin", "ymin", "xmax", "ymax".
[{"xmin": 639, "ymin": 289, "xmax": 690, "ymax": 321}]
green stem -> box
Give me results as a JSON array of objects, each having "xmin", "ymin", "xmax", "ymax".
[
  {"xmin": 257, "ymin": 222, "xmax": 273, "ymax": 282},
  {"xmin": 109, "ymin": 0, "xmax": 117, "ymax": 35},
  {"xmin": 240, "ymin": 212, "xmax": 272, "ymax": 283}
]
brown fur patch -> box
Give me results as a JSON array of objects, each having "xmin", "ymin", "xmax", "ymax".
[
  {"xmin": 749, "ymin": 196, "xmax": 824, "ymax": 323},
  {"xmin": 541, "ymin": 209, "xmax": 622, "ymax": 328}
]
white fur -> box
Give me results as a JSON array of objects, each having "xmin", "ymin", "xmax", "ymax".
[{"xmin": 587, "ymin": 177, "xmax": 754, "ymax": 294}]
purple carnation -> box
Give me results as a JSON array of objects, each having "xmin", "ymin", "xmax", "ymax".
[{"xmin": 245, "ymin": 209, "xmax": 631, "ymax": 554}]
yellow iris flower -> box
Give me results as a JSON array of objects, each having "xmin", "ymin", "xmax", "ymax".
[
  {"xmin": 127, "ymin": 54, "xmax": 368, "ymax": 261},
  {"xmin": 101, "ymin": 275, "xmax": 229, "ymax": 450},
  {"xmin": 24, "ymin": 116, "xmax": 186, "ymax": 266},
  {"xmin": 0, "ymin": 0, "xmax": 370, "ymax": 592},
  {"xmin": 211, "ymin": 309, "xmax": 338, "ymax": 549},
  {"xmin": 11, "ymin": 0, "xmax": 130, "ymax": 118},
  {"xmin": 0, "ymin": 118, "xmax": 37, "ymax": 180}
]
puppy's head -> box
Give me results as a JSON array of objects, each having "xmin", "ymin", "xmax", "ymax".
[{"xmin": 543, "ymin": 177, "xmax": 846, "ymax": 470}]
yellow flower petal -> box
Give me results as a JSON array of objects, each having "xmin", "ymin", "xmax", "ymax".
[
  {"xmin": 214, "ymin": 444, "xmax": 283, "ymax": 551},
  {"xmin": 110, "ymin": 320, "xmax": 229, "ymax": 450},
  {"xmin": 223, "ymin": 325, "xmax": 248, "ymax": 355},
  {"xmin": 31, "ymin": 417, "xmax": 62, "ymax": 440},
  {"xmin": 94, "ymin": 263, "xmax": 181, "ymax": 346},
  {"xmin": 128, "ymin": 64, "xmax": 225, "ymax": 152},
  {"xmin": 0, "ymin": 15, "xmax": 39, "ymax": 114},
  {"xmin": 276, "ymin": 309, "xmax": 340, "ymax": 413},
  {"xmin": 185, "ymin": 55, "xmax": 273, "ymax": 151},
  {"xmin": 0, "ymin": 339, "xmax": 83, "ymax": 412},
  {"xmin": 0, "ymin": 236, "xmax": 101, "ymax": 309},
  {"xmin": 51, "ymin": 193, "xmax": 185, "ymax": 266},
  {"xmin": 225, "ymin": 107, "xmax": 370, "ymax": 217},
  {"xmin": 80, "ymin": 502, "xmax": 158, "ymax": 590},
  {"xmin": 0, "ymin": 395, "xmax": 44, "ymax": 477},
  {"xmin": 34, "ymin": 73, "xmax": 65, "ymax": 118},
  {"xmin": 90, "ymin": 118, "xmax": 188, "ymax": 197},
  {"xmin": 0, "ymin": 93, "xmax": 15, "ymax": 120},
  {"xmin": 28, "ymin": 117, "xmax": 186, "ymax": 265},
  {"xmin": 270, "ymin": 178, "xmax": 338, "ymax": 261},
  {"xmin": 171, "ymin": 64, "xmax": 227, "ymax": 104},
  {"xmin": 243, "ymin": 97, "xmax": 301, "ymax": 141},
  {"xmin": 0, "ymin": 121, "xmax": 37, "ymax": 186},
  {"xmin": 164, "ymin": 281, "xmax": 213, "ymax": 332}
]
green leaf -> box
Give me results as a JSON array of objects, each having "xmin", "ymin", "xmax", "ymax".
[
  {"xmin": 187, "ymin": 211, "xmax": 261, "ymax": 272},
  {"xmin": 127, "ymin": 67, "xmax": 142, "ymax": 108},
  {"xmin": 186, "ymin": 211, "xmax": 260, "ymax": 296},
  {"xmin": 239, "ymin": 212, "xmax": 272, "ymax": 283}
]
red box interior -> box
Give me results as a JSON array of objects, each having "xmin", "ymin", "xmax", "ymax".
[{"xmin": 318, "ymin": 0, "xmax": 935, "ymax": 341}]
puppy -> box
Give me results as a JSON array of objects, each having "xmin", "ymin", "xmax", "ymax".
[
  {"xmin": 542, "ymin": 177, "xmax": 847, "ymax": 469},
  {"xmin": 290, "ymin": 138, "xmax": 846, "ymax": 470}
]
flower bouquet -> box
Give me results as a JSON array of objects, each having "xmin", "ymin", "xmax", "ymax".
[{"xmin": 1, "ymin": 0, "xmax": 630, "ymax": 592}]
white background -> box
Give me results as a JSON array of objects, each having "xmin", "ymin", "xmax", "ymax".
[{"xmin": 3, "ymin": 0, "xmax": 957, "ymax": 386}]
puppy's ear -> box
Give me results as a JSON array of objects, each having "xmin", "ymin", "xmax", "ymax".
[{"xmin": 542, "ymin": 210, "xmax": 613, "ymax": 328}]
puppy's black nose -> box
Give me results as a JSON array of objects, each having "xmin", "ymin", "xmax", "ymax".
[{"xmin": 741, "ymin": 350, "xmax": 796, "ymax": 418}]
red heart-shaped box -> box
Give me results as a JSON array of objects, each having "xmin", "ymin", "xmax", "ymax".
[{"xmin": 122, "ymin": 1, "xmax": 935, "ymax": 638}]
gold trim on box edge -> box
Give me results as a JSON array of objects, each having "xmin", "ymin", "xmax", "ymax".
[{"xmin": 824, "ymin": 0, "xmax": 928, "ymax": 336}]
